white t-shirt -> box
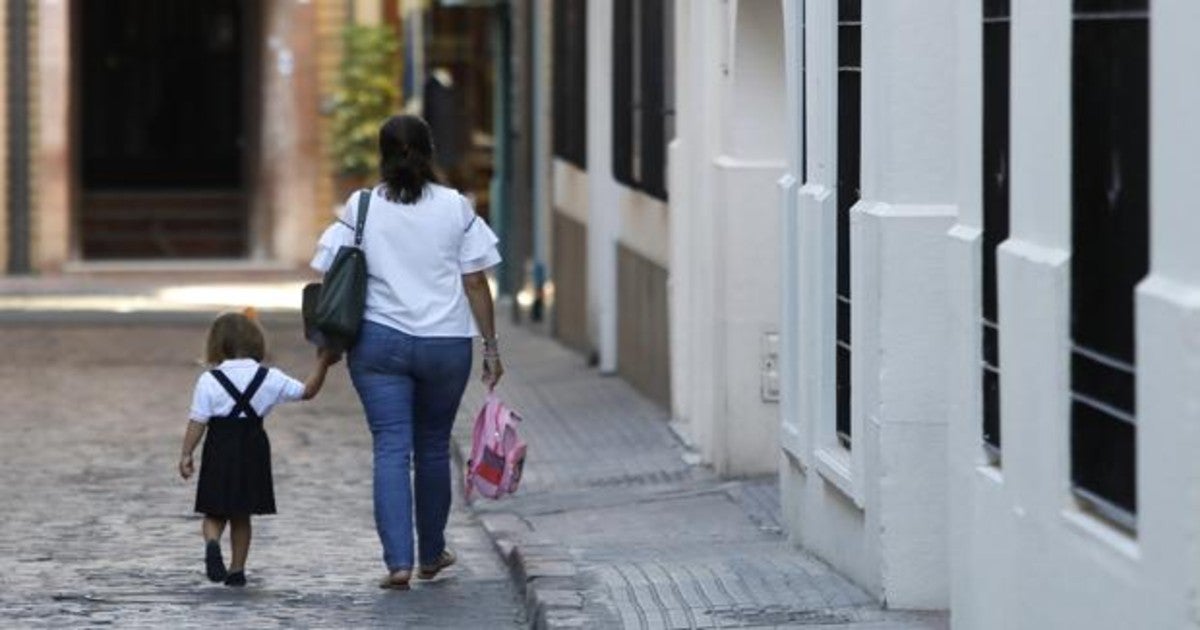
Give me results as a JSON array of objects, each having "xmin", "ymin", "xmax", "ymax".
[
  {"xmin": 188, "ymin": 359, "xmax": 306, "ymax": 423},
  {"xmin": 310, "ymin": 184, "xmax": 502, "ymax": 338}
]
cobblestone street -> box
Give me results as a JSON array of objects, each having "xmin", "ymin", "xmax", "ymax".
[{"xmin": 0, "ymin": 319, "xmax": 524, "ymax": 628}]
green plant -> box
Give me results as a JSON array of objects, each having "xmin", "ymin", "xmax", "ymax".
[{"xmin": 331, "ymin": 25, "xmax": 401, "ymax": 178}]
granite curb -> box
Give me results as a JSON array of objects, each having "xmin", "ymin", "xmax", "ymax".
[{"xmin": 452, "ymin": 436, "xmax": 600, "ymax": 630}]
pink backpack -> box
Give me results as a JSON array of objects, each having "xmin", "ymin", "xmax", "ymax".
[{"xmin": 465, "ymin": 391, "xmax": 527, "ymax": 500}]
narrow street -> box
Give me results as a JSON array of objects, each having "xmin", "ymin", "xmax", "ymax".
[{"xmin": 0, "ymin": 318, "xmax": 524, "ymax": 628}]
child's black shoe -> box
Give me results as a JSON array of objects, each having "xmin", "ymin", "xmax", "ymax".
[
  {"xmin": 205, "ymin": 540, "xmax": 227, "ymax": 582},
  {"xmin": 224, "ymin": 570, "xmax": 246, "ymax": 587}
]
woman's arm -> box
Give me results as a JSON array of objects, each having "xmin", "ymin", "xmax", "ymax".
[
  {"xmin": 463, "ymin": 271, "xmax": 504, "ymax": 387},
  {"xmin": 179, "ymin": 421, "xmax": 207, "ymax": 479}
]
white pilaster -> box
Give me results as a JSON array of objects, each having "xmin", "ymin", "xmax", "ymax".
[{"xmin": 586, "ymin": 0, "xmax": 619, "ymax": 373}]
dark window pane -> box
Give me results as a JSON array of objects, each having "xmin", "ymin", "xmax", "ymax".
[
  {"xmin": 982, "ymin": 366, "xmax": 1000, "ymax": 450},
  {"xmin": 640, "ymin": 0, "xmax": 668, "ymax": 200},
  {"xmin": 838, "ymin": 0, "xmax": 861, "ymax": 23},
  {"xmin": 835, "ymin": 0, "xmax": 860, "ymax": 447},
  {"xmin": 612, "ymin": 0, "xmax": 634, "ymax": 187},
  {"xmin": 553, "ymin": 0, "xmax": 587, "ymax": 167},
  {"xmin": 836, "ymin": 70, "xmax": 859, "ymax": 303},
  {"xmin": 837, "ymin": 298, "xmax": 850, "ymax": 344},
  {"xmin": 1071, "ymin": 401, "xmax": 1136, "ymax": 516},
  {"xmin": 981, "ymin": 5, "xmax": 1010, "ymax": 453},
  {"xmin": 1070, "ymin": 9, "xmax": 1147, "ymax": 523},
  {"xmin": 982, "ymin": 321, "xmax": 999, "ymax": 368},
  {"xmin": 1074, "ymin": 0, "xmax": 1148, "ymax": 15},
  {"xmin": 611, "ymin": 0, "xmax": 670, "ymax": 200},
  {"xmin": 981, "ymin": 20, "xmax": 1010, "ymax": 325},
  {"xmin": 1071, "ymin": 19, "xmax": 1148, "ymax": 365},
  {"xmin": 984, "ymin": 0, "xmax": 1011, "ymax": 19},
  {"xmin": 837, "ymin": 344, "xmax": 851, "ymax": 443},
  {"xmin": 838, "ymin": 25, "xmax": 860, "ymax": 68},
  {"xmin": 1071, "ymin": 349, "xmax": 1135, "ymax": 415}
]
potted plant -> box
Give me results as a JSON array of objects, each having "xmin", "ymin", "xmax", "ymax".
[{"xmin": 331, "ymin": 25, "xmax": 401, "ymax": 196}]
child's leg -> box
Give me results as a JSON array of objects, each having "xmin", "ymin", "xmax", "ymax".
[
  {"xmin": 202, "ymin": 515, "xmax": 227, "ymax": 542},
  {"xmin": 202, "ymin": 515, "xmax": 229, "ymax": 582},
  {"xmin": 229, "ymin": 515, "xmax": 252, "ymax": 572}
]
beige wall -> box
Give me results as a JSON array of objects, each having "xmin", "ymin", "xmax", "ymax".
[
  {"xmin": 353, "ymin": 0, "xmax": 384, "ymax": 26},
  {"xmin": 34, "ymin": 0, "xmax": 69, "ymax": 271},
  {"xmin": 617, "ymin": 243, "xmax": 671, "ymax": 408},
  {"xmin": 552, "ymin": 212, "xmax": 590, "ymax": 356},
  {"xmin": 618, "ymin": 189, "xmax": 670, "ymax": 269}
]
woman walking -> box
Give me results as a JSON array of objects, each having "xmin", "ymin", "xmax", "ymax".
[{"xmin": 312, "ymin": 115, "xmax": 503, "ymax": 590}]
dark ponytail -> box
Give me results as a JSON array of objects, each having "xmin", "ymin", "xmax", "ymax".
[{"xmin": 379, "ymin": 115, "xmax": 438, "ymax": 204}]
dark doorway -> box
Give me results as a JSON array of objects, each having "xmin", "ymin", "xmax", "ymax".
[{"xmin": 79, "ymin": 0, "xmax": 253, "ymax": 259}]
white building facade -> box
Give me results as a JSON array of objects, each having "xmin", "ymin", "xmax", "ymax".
[
  {"xmin": 542, "ymin": 1, "xmax": 1200, "ymax": 626},
  {"xmin": 777, "ymin": 0, "xmax": 1200, "ymax": 627},
  {"xmin": 545, "ymin": 0, "xmax": 785, "ymax": 476}
]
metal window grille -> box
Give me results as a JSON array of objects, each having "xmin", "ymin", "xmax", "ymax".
[
  {"xmin": 1069, "ymin": 0, "xmax": 1148, "ymax": 532},
  {"xmin": 835, "ymin": 0, "xmax": 861, "ymax": 449},
  {"xmin": 612, "ymin": 0, "xmax": 670, "ymax": 201},
  {"xmin": 553, "ymin": 0, "xmax": 588, "ymax": 168},
  {"xmin": 981, "ymin": 0, "xmax": 1011, "ymax": 457}
]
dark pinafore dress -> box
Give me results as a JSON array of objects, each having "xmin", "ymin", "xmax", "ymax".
[{"xmin": 194, "ymin": 367, "xmax": 276, "ymax": 516}]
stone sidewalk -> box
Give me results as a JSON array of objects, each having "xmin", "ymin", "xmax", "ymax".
[
  {"xmin": 0, "ymin": 320, "xmax": 524, "ymax": 629},
  {"xmin": 453, "ymin": 323, "xmax": 949, "ymax": 630}
]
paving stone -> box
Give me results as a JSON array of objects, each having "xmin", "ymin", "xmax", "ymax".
[
  {"xmin": 0, "ymin": 321, "xmax": 525, "ymax": 628},
  {"xmin": 454, "ymin": 322, "xmax": 949, "ymax": 629}
]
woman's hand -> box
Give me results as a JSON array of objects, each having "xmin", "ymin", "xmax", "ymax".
[{"xmin": 482, "ymin": 355, "xmax": 504, "ymax": 388}]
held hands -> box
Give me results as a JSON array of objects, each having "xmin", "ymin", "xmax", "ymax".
[
  {"xmin": 318, "ymin": 346, "xmax": 344, "ymax": 366},
  {"xmin": 179, "ymin": 454, "xmax": 195, "ymax": 480}
]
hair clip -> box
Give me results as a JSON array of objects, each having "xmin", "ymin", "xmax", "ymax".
[{"xmin": 242, "ymin": 306, "xmax": 259, "ymax": 321}]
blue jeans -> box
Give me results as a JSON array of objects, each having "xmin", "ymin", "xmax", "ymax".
[{"xmin": 348, "ymin": 321, "xmax": 472, "ymax": 571}]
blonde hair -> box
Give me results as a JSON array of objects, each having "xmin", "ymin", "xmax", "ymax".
[{"xmin": 205, "ymin": 311, "xmax": 266, "ymax": 365}]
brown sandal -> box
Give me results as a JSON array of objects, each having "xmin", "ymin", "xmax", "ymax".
[
  {"xmin": 417, "ymin": 550, "xmax": 457, "ymax": 580},
  {"xmin": 379, "ymin": 570, "xmax": 412, "ymax": 590}
]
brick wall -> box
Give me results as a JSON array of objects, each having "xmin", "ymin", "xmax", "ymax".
[{"xmin": 314, "ymin": 0, "xmax": 347, "ymax": 231}]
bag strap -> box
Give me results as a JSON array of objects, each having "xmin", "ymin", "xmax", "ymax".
[
  {"xmin": 354, "ymin": 188, "xmax": 372, "ymax": 247},
  {"xmin": 209, "ymin": 367, "xmax": 269, "ymax": 421}
]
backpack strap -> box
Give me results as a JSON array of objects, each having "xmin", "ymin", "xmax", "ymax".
[
  {"xmin": 354, "ymin": 188, "xmax": 372, "ymax": 247},
  {"xmin": 209, "ymin": 367, "xmax": 269, "ymax": 421}
]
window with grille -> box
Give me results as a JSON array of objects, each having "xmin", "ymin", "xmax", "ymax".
[
  {"xmin": 835, "ymin": 0, "xmax": 860, "ymax": 449},
  {"xmin": 613, "ymin": 0, "xmax": 673, "ymax": 201},
  {"xmin": 1070, "ymin": 0, "xmax": 1149, "ymax": 532},
  {"xmin": 553, "ymin": 0, "xmax": 587, "ymax": 168},
  {"xmin": 981, "ymin": 0, "xmax": 1010, "ymax": 458}
]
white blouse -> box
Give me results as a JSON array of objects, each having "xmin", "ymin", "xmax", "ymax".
[
  {"xmin": 310, "ymin": 184, "xmax": 502, "ymax": 338},
  {"xmin": 188, "ymin": 359, "xmax": 306, "ymax": 423}
]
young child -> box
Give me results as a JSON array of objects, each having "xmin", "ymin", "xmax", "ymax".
[{"xmin": 179, "ymin": 310, "xmax": 338, "ymax": 587}]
